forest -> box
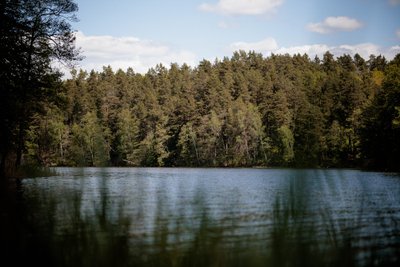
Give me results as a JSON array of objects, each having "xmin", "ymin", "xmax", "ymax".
[
  {"xmin": 23, "ymin": 51, "xmax": 400, "ymax": 170},
  {"xmin": 1, "ymin": 0, "xmax": 399, "ymax": 174}
]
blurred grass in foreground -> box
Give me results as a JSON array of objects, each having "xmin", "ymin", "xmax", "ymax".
[{"xmin": 1, "ymin": 171, "xmax": 399, "ymax": 267}]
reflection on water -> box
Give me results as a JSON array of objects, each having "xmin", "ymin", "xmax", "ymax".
[{"xmin": 1, "ymin": 168, "xmax": 400, "ymax": 266}]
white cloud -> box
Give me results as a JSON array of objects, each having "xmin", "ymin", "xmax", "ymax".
[
  {"xmin": 199, "ymin": 0, "xmax": 284, "ymax": 15},
  {"xmin": 60, "ymin": 31, "xmax": 197, "ymax": 75},
  {"xmin": 229, "ymin": 38, "xmax": 400, "ymax": 60},
  {"xmin": 275, "ymin": 44, "xmax": 331, "ymax": 56},
  {"xmin": 307, "ymin": 16, "xmax": 363, "ymax": 34},
  {"xmin": 229, "ymin": 38, "xmax": 279, "ymax": 53},
  {"xmin": 285, "ymin": 43, "xmax": 399, "ymax": 60},
  {"xmin": 387, "ymin": 46, "xmax": 400, "ymax": 59},
  {"xmin": 330, "ymin": 43, "xmax": 382, "ymax": 59},
  {"xmin": 389, "ymin": 0, "xmax": 400, "ymax": 6}
]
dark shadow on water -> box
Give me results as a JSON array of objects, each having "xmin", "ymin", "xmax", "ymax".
[
  {"xmin": 1, "ymin": 168, "xmax": 399, "ymax": 266},
  {"xmin": 1, "ymin": 170, "xmax": 132, "ymax": 267}
]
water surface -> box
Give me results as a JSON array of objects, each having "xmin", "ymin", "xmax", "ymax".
[{"xmin": 9, "ymin": 168, "xmax": 400, "ymax": 266}]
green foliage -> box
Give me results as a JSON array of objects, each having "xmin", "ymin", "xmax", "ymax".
[
  {"xmin": 70, "ymin": 112, "xmax": 110, "ymax": 166},
  {"xmin": 359, "ymin": 55, "xmax": 400, "ymax": 170},
  {"xmin": 25, "ymin": 106, "xmax": 68, "ymax": 166},
  {"xmin": 177, "ymin": 122, "xmax": 199, "ymax": 166},
  {"xmin": 0, "ymin": 0, "xmax": 80, "ymax": 177},
  {"xmin": 196, "ymin": 110, "xmax": 223, "ymax": 166},
  {"xmin": 393, "ymin": 106, "xmax": 400, "ymax": 127},
  {"xmin": 116, "ymin": 108, "xmax": 140, "ymax": 165},
  {"xmin": 136, "ymin": 118, "xmax": 170, "ymax": 167},
  {"xmin": 1, "ymin": 1, "xmax": 397, "ymax": 171},
  {"xmin": 277, "ymin": 126, "xmax": 294, "ymax": 164},
  {"xmin": 14, "ymin": 51, "xmax": 400, "ymax": 170},
  {"xmin": 225, "ymin": 99, "xmax": 264, "ymax": 166}
]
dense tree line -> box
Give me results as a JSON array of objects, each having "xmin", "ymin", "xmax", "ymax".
[
  {"xmin": 23, "ymin": 51, "xmax": 400, "ymax": 170},
  {"xmin": 1, "ymin": 1, "xmax": 398, "ymax": 172},
  {"xmin": 0, "ymin": 0, "xmax": 80, "ymax": 178}
]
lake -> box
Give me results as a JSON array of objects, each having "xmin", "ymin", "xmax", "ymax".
[{"xmin": 3, "ymin": 168, "xmax": 400, "ymax": 266}]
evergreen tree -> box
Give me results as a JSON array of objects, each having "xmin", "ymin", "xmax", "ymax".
[
  {"xmin": 0, "ymin": 0, "xmax": 80, "ymax": 177},
  {"xmin": 70, "ymin": 112, "xmax": 110, "ymax": 166},
  {"xmin": 116, "ymin": 108, "xmax": 140, "ymax": 166},
  {"xmin": 177, "ymin": 122, "xmax": 199, "ymax": 166},
  {"xmin": 360, "ymin": 55, "xmax": 400, "ymax": 170},
  {"xmin": 8, "ymin": 48, "xmax": 399, "ymax": 170}
]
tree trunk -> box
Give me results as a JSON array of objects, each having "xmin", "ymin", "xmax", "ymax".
[
  {"xmin": 191, "ymin": 134, "xmax": 200, "ymax": 166},
  {"xmin": 0, "ymin": 149, "xmax": 8, "ymax": 180},
  {"xmin": 15, "ymin": 121, "xmax": 24, "ymax": 168}
]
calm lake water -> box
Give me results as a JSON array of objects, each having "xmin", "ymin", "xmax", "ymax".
[{"xmin": 5, "ymin": 168, "xmax": 400, "ymax": 266}]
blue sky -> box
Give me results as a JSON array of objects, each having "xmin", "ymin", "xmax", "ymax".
[{"xmin": 70, "ymin": 0, "xmax": 400, "ymax": 73}]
